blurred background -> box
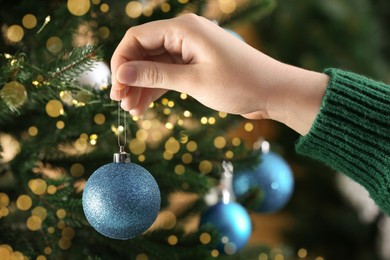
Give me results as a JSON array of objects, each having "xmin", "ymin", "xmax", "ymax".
[{"xmin": 0, "ymin": 0, "xmax": 389, "ymax": 259}]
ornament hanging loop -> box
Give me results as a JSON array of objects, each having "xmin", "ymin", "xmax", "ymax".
[
  {"xmin": 117, "ymin": 101, "xmax": 127, "ymax": 149},
  {"xmin": 114, "ymin": 102, "xmax": 131, "ymax": 163}
]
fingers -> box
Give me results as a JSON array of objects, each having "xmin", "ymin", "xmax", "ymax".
[
  {"xmin": 121, "ymin": 88, "xmax": 167, "ymax": 115},
  {"xmin": 116, "ymin": 60, "xmax": 198, "ymax": 93},
  {"xmin": 110, "ymin": 18, "xmax": 176, "ymax": 100}
]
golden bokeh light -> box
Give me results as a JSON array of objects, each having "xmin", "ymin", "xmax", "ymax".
[
  {"xmin": 143, "ymin": 6, "xmax": 153, "ymax": 17},
  {"xmin": 199, "ymin": 160, "xmax": 213, "ymax": 174},
  {"xmin": 218, "ymin": 0, "xmax": 237, "ymax": 14},
  {"xmin": 1, "ymin": 81, "xmax": 27, "ymax": 108},
  {"xmin": 232, "ymin": 137, "xmax": 241, "ymax": 146},
  {"xmin": 47, "ymin": 185, "xmax": 57, "ymax": 195},
  {"xmin": 58, "ymin": 238, "xmax": 71, "ymax": 250},
  {"xmin": 44, "ymin": 247, "xmax": 52, "ymax": 255},
  {"xmin": 56, "ymin": 121, "xmax": 65, "ymax": 129},
  {"xmin": 27, "ymin": 215, "xmax": 42, "ymax": 231},
  {"xmin": 36, "ymin": 255, "xmax": 47, "ymax": 260},
  {"xmin": 32, "ymin": 206, "xmax": 47, "ymax": 221},
  {"xmin": 67, "ymin": 0, "xmax": 91, "ymax": 16},
  {"xmin": 167, "ymin": 235, "xmax": 178, "ymax": 245},
  {"xmin": 0, "ymin": 193, "xmax": 10, "ymax": 208},
  {"xmin": 0, "ymin": 245, "xmax": 12, "ymax": 260},
  {"xmin": 6, "ymin": 25, "xmax": 24, "ymax": 43},
  {"xmin": 98, "ymin": 27, "xmax": 110, "ymax": 39},
  {"xmin": 174, "ymin": 164, "xmax": 185, "ymax": 175},
  {"xmin": 214, "ymin": 136, "xmax": 226, "ymax": 149},
  {"xmin": 165, "ymin": 137, "xmax": 180, "ymax": 154},
  {"xmin": 136, "ymin": 129, "xmax": 148, "ymax": 141},
  {"xmin": 56, "ymin": 209, "xmax": 67, "ymax": 219},
  {"xmin": 0, "ymin": 207, "xmax": 9, "ymax": 217},
  {"xmin": 70, "ymin": 163, "xmax": 85, "ymax": 177},
  {"xmin": 244, "ymin": 122, "xmax": 254, "ymax": 132},
  {"xmin": 45, "ymin": 99, "xmax": 63, "ymax": 118},
  {"xmin": 16, "ymin": 195, "xmax": 32, "ymax": 211},
  {"xmin": 186, "ymin": 141, "xmax": 197, "ymax": 152},
  {"xmin": 100, "ymin": 3, "xmax": 109, "ymax": 12},
  {"xmin": 225, "ymin": 150, "xmax": 234, "ymax": 159},
  {"xmin": 135, "ymin": 253, "xmax": 149, "ymax": 260},
  {"xmin": 129, "ymin": 139, "xmax": 146, "ymax": 155},
  {"xmin": 46, "ymin": 36, "xmax": 63, "ymax": 54},
  {"xmin": 199, "ymin": 232, "xmax": 211, "ymax": 244},
  {"xmin": 211, "ymin": 249, "xmax": 219, "ymax": 257},
  {"xmin": 28, "ymin": 126, "xmax": 38, "ymax": 136},
  {"xmin": 28, "ymin": 178, "xmax": 47, "ymax": 195},
  {"xmin": 22, "ymin": 14, "xmax": 37, "ymax": 29},
  {"xmin": 62, "ymin": 226, "xmax": 75, "ymax": 239},
  {"xmin": 181, "ymin": 153, "xmax": 192, "ymax": 164},
  {"xmin": 161, "ymin": 3, "xmax": 171, "ymax": 12},
  {"xmin": 126, "ymin": 1, "xmax": 143, "ymax": 18}
]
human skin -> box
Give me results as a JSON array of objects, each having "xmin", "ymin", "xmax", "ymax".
[{"xmin": 110, "ymin": 13, "xmax": 329, "ymax": 136}]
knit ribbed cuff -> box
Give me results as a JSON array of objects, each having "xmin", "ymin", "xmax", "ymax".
[{"xmin": 296, "ymin": 68, "xmax": 390, "ymax": 215}]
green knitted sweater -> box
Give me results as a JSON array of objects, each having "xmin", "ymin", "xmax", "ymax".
[{"xmin": 296, "ymin": 68, "xmax": 390, "ymax": 215}]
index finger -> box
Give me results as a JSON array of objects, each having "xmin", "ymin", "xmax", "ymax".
[{"xmin": 110, "ymin": 19, "xmax": 174, "ymax": 100}]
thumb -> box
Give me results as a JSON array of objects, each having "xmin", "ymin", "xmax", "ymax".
[{"xmin": 116, "ymin": 61, "xmax": 194, "ymax": 92}]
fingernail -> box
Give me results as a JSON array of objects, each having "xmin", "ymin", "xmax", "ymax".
[{"xmin": 117, "ymin": 65, "xmax": 137, "ymax": 85}]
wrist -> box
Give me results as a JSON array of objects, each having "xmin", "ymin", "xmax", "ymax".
[{"xmin": 267, "ymin": 63, "xmax": 329, "ymax": 135}]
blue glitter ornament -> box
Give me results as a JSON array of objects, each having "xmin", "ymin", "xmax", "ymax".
[
  {"xmin": 82, "ymin": 147, "xmax": 160, "ymax": 240},
  {"xmin": 233, "ymin": 151, "xmax": 294, "ymax": 213},
  {"xmin": 200, "ymin": 162, "xmax": 252, "ymax": 255}
]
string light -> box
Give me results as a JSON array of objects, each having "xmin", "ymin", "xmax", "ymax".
[{"xmin": 37, "ymin": 16, "xmax": 51, "ymax": 34}]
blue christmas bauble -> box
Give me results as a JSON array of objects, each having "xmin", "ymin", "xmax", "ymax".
[
  {"xmin": 233, "ymin": 152, "xmax": 294, "ymax": 213},
  {"xmin": 200, "ymin": 202, "xmax": 252, "ymax": 255},
  {"xmin": 82, "ymin": 162, "xmax": 160, "ymax": 240}
]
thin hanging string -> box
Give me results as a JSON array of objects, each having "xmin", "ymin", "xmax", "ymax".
[{"xmin": 117, "ymin": 101, "xmax": 127, "ymax": 151}]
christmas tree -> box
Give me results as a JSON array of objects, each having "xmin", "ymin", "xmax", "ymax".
[{"xmin": 1, "ymin": 0, "xmax": 389, "ymax": 259}]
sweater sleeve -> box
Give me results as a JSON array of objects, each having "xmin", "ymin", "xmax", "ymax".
[{"xmin": 296, "ymin": 68, "xmax": 390, "ymax": 215}]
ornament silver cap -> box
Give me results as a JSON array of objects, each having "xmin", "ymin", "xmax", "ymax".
[
  {"xmin": 113, "ymin": 146, "xmax": 131, "ymax": 163},
  {"xmin": 220, "ymin": 161, "xmax": 236, "ymax": 204}
]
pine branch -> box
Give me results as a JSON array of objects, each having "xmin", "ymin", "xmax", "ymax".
[{"xmin": 47, "ymin": 45, "xmax": 104, "ymax": 86}]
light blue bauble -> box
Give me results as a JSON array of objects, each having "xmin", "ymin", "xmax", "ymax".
[
  {"xmin": 200, "ymin": 202, "xmax": 252, "ymax": 255},
  {"xmin": 233, "ymin": 152, "xmax": 294, "ymax": 213},
  {"xmin": 82, "ymin": 162, "xmax": 160, "ymax": 240}
]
